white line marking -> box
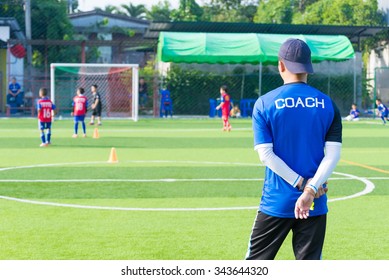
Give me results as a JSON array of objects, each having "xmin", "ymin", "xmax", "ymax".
[
  {"xmin": 0, "ymin": 178, "xmax": 263, "ymax": 183},
  {"xmin": 0, "ymin": 196, "xmax": 258, "ymax": 211},
  {"xmin": 0, "ymin": 160, "xmax": 263, "ymax": 173},
  {"xmin": 0, "ymin": 162, "xmax": 376, "ymax": 211},
  {"xmin": 329, "ymin": 172, "xmax": 375, "ymax": 202},
  {"xmin": 0, "ymin": 176, "xmax": 385, "ymax": 183}
]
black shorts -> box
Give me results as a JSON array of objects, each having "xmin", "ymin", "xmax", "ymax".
[
  {"xmin": 245, "ymin": 211, "xmax": 326, "ymax": 260},
  {"xmin": 92, "ymin": 107, "xmax": 102, "ymax": 117}
]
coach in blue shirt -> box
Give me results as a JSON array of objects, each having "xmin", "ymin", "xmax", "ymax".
[{"xmin": 246, "ymin": 39, "xmax": 342, "ymax": 260}]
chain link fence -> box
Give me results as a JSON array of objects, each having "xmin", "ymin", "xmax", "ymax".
[
  {"xmin": 3, "ymin": 39, "xmax": 365, "ymax": 119},
  {"xmin": 374, "ymin": 67, "xmax": 389, "ymax": 102},
  {"xmin": 153, "ymin": 58, "xmax": 361, "ymax": 118}
]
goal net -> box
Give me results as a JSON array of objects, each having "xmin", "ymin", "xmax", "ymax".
[{"xmin": 50, "ymin": 63, "xmax": 139, "ymax": 121}]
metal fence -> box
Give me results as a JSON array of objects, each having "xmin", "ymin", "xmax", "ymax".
[
  {"xmin": 3, "ymin": 40, "xmax": 364, "ymax": 118},
  {"xmin": 152, "ymin": 58, "xmax": 362, "ymax": 117},
  {"xmin": 374, "ymin": 67, "xmax": 389, "ymax": 102}
]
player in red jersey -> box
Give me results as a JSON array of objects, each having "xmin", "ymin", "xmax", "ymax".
[
  {"xmin": 216, "ymin": 85, "xmax": 232, "ymax": 131},
  {"xmin": 37, "ymin": 87, "xmax": 56, "ymax": 147},
  {"xmin": 72, "ymin": 87, "xmax": 88, "ymax": 138}
]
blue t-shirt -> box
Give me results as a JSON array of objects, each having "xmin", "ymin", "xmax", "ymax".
[
  {"xmin": 252, "ymin": 82, "xmax": 342, "ymax": 218},
  {"xmin": 9, "ymin": 82, "xmax": 21, "ymax": 94},
  {"xmin": 350, "ymin": 109, "xmax": 360, "ymax": 118},
  {"xmin": 377, "ymin": 103, "xmax": 388, "ymax": 117}
]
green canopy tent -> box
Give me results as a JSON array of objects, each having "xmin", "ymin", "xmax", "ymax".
[
  {"xmin": 157, "ymin": 32, "xmax": 355, "ymax": 96},
  {"xmin": 158, "ymin": 32, "xmax": 354, "ymax": 64}
]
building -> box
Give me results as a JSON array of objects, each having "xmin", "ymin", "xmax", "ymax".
[
  {"xmin": 367, "ymin": 1, "xmax": 389, "ymax": 103},
  {"xmin": 0, "ymin": 17, "xmax": 26, "ymax": 113},
  {"xmin": 68, "ymin": 10, "xmax": 151, "ymax": 65}
]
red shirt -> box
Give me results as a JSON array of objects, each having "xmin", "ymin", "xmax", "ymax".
[
  {"xmin": 221, "ymin": 93, "xmax": 231, "ymax": 116},
  {"xmin": 37, "ymin": 98, "xmax": 55, "ymax": 122},
  {"xmin": 73, "ymin": 95, "xmax": 88, "ymax": 116}
]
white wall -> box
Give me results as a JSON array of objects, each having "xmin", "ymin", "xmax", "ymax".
[{"xmin": 7, "ymin": 52, "xmax": 24, "ymax": 90}]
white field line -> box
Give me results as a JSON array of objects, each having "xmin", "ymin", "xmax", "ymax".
[
  {"xmin": 0, "ymin": 162, "xmax": 377, "ymax": 211},
  {"xmin": 0, "ymin": 127, "xmax": 253, "ymax": 133},
  {"xmin": 0, "ymin": 177, "xmax": 382, "ymax": 183},
  {"xmin": 0, "ymin": 160, "xmax": 263, "ymax": 172},
  {"xmin": 0, "ymin": 178, "xmax": 262, "ymax": 183}
]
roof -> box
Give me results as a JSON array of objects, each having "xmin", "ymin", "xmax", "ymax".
[
  {"xmin": 147, "ymin": 21, "xmax": 387, "ymax": 48},
  {"xmin": 69, "ymin": 10, "xmax": 149, "ymax": 33},
  {"xmin": 0, "ymin": 17, "xmax": 26, "ymax": 41}
]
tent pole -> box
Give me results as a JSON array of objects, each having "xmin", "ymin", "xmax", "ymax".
[
  {"xmin": 240, "ymin": 72, "xmax": 245, "ymax": 99},
  {"xmin": 258, "ymin": 62, "xmax": 262, "ymax": 96},
  {"xmin": 327, "ymin": 69, "xmax": 331, "ymax": 98},
  {"xmin": 353, "ymin": 56, "xmax": 358, "ymax": 104}
]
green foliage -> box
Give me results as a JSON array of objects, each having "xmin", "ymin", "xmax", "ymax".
[
  {"xmin": 164, "ymin": 65, "xmax": 260, "ymax": 115},
  {"xmin": 146, "ymin": 0, "xmax": 172, "ymax": 21},
  {"xmin": 361, "ymin": 68, "xmax": 374, "ymax": 109},
  {"xmin": 293, "ymin": 0, "xmax": 384, "ymax": 25},
  {"xmin": 95, "ymin": 5, "xmax": 118, "ymax": 14},
  {"xmin": 164, "ymin": 63, "xmax": 358, "ymax": 115},
  {"xmin": 140, "ymin": 57, "xmax": 158, "ymax": 78},
  {"xmin": 254, "ymin": 0, "xmax": 293, "ymax": 24},
  {"xmin": 120, "ymin": 3, "xmax": 147, "ymax": 19},
  {"xmin": 202, "ymin": 0, "xmax": 258, "ymax": 22},
  {"xmin": 253, "ymin": 0, "xmax": 384, "ymax": 26},
  {"xmin": 0, "ymin": 0, "xmax": 25, "ymax": 26},
  {"xmin": 171, "ymin": 0, "xmax": 203, "ymax": 21},
  {"xmin": 31, "ymin": 0, "xmax": 73, "ymax": 40}
]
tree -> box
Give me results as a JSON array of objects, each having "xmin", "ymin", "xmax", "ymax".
[
  {"xmin": 146, "ymin": 0, "xmax": 172, "ymax": 21},
  {"xmin": 254, "ymin": 0, "xmax": 293, "ymax": 24},
  {"xmin": 201, "ymin": 0, "xmax": 258, "ymax": 22},
  {"xmin": 31, "ymin": 0, "xmax": 78, "ymax": 66},
  {"xmin": 293, "ymin": 0, "xmax": 384, "ymax": 25},
  {"xmin": 171, "ymin": 0, "xmax": 203, "ymax": 21},
  {"xmin": 294, "ymin": 0, "xmax": 318, "ymax": 13},
  {"xmin": 68, "ymin": 0, "xmax": 79, "ymax": 13},
  {"xmin": 206, "ymin": 0, "xmax": 242, "ymax": 10},
  {"xmin": 0, "ymin": 0, "xmax": 26, "ymax": 27},
  {"xmin": 120, "ymin": 3, "xmax": 147, "ymax": 19},
  {"xmin": 95, "ymin": 5, "xmax": 119, "ymax": 14}
]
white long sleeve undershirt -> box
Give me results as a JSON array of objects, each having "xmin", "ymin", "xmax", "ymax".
[{"xmin": 255, "ymin": 141, "xmax": 342, "ymax": 191}]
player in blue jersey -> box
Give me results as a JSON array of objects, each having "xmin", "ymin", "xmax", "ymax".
[
  {"xmin": 246, "ymin": 39, "xmax": 342, "ymax": 260},
  {"xmin": 375, "ymin": 99, "xmax": 388, "ymax": 124},
  {"xmin": 345, "ymin": 103, "xmax": 360, "ymax": 121}
]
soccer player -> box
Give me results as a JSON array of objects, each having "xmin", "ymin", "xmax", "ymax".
[
  {"xmin": 161, "ymin": 90, "xmax": 173, "ymax": 118},
  {"xmin": 345, "ymin": 103, "xmax": 360, "ymax": 121},
  {"xmin": 139, "ymin": 77, "xmax": 148, "ymax": 109},
  {"xmin": 72, "ymin": 87, "xmax": 88, "ymax": 138},
  {"xmin": 216, "ymin": 85, "xmax": 232, "ymax": 131},
  {"xmin": 246, "ymin": 39, "xmax": 342, "ymax": 260},
  {"xmin": 89, "ymin": 84, "xmax": 102, "ymax": 126},
  {"xmin": 37, "ymin": 87, "xmax": 56, "ymax": 147},
  {"xmin": 375, "ymin": 98, "xmax": 388, "ymax": 124}
]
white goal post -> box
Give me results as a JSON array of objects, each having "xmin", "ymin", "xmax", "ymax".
[{"xmin": 50, "ymin": 63, "xmax": 139, "ymax": 121}]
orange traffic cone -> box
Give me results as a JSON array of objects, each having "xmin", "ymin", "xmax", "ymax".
[
  {"xmin": 108, "ymin": 147, "xmax": 118, "ymax": 163},
  {"xmin": 93, "ymin": 127, "xmax": 99, "ymax": 139}
]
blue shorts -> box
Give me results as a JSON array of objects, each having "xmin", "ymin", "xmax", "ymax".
[
  {"xmin": 39, "ymin": 122, "xmax": 52, "ymax": 130},
  {"xmin": 74, "ymin": 115, "xmax": 85, "ymax": 122}
]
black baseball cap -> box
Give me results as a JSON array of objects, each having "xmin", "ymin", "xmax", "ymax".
[{"xmin": 278, "ymin": 38, "xmax": 314, "ymax": 74}]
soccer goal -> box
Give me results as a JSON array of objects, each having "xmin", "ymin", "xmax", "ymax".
[{"xmin": 50, "ymin": 63, "xmax": 139, "ymax": 121}]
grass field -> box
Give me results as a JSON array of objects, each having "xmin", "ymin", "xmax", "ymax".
[{"xmin": 0, "ymin": 117, "xmax": 388, "ymax": 260}]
